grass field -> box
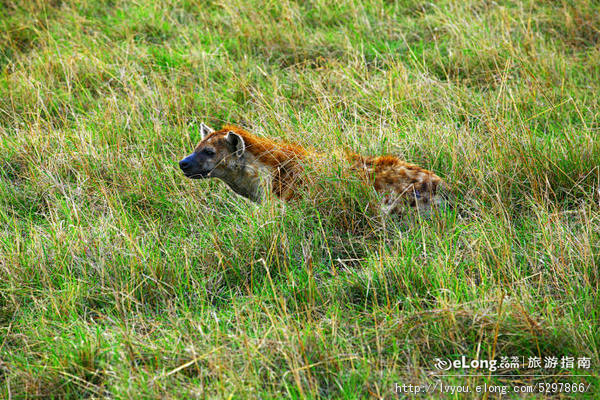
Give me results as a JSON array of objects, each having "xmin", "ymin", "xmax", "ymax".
[{"xmin": 1, "ymin": 0, "xmax": 599, "ymax": 398}]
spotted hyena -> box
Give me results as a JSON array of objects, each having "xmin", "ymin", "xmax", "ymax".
[{"xmin": 179, "ymin": 124, "xmax": 447, "ymax": 214}]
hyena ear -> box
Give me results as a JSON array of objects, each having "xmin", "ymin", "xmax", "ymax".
[
  {"xmin": 226, "ymin": 131, "xmax": 245, "ymax": 158},
  {"xmin": 200, "ymin": 123, "xmax": 214, "ymax": 139}
]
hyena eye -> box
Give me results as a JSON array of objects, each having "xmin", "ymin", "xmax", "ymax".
[{"xmin": 202, "ymin": 148, "xmax": 216, "ymax": 156}]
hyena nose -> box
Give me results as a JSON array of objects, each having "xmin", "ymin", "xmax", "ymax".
[{"xmin": 179, "ymin": 159, "xmax": 191, "ymax": 170}]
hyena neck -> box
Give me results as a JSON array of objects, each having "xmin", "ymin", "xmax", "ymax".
[{"xmin": 218, "ymin": 153, "xmax": 274, "ymax": 203}]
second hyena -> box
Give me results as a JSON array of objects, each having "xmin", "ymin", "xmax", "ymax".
[{"xmin": 179, "ymin": 124, "xmax": 447, "ymax": 214}]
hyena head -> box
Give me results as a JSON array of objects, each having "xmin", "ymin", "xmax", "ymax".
[{"xmin": 179, "ymin": 123, "xmax": 246, "ymax": 180}]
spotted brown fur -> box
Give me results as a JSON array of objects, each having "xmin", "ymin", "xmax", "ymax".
[{"xmin": 180, "ymin": 124, "xmax": 446, "ymax": 214}]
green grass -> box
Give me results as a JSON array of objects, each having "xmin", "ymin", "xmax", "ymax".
[{"xmin": 1, "ymin": 0, "xmax": 599, "ymax": 398}]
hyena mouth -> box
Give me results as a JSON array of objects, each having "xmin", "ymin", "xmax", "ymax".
[
  {"xmin": 182, "ymin": 169, "xmax": 212, "ymax": 179},
  {"xmin": 183, "ymin": 171, "xmax": 207, "ymax": 179}
]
